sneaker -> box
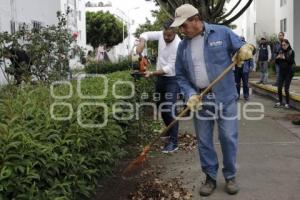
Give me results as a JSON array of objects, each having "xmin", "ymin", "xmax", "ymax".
[
  {"xmin": 284, "ymin": 104, "xmax": 290, "ymax": 109},
  {"xmin": 274, "ymin": 102, "xmax": 283, "ymax": 108},
  {"xmin": 244, "ymin": 97, "xmax": 249, "ymax": 101},
  {"xmin": 199, "ymin": 175, "xmax": 217, "ymax": 196},
  {"xmin": 225, "ymin": 177, "xmax": 239, "ymax": 195},
  {"xmin": 162, "ymin": 142, "xmax": 178, "ymax": 154},
  {"xmin": 256, "ymin": 81, "xmax": 263, "ymax": 84}
]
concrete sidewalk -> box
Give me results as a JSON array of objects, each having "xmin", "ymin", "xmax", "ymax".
[
  {"xmin": 249, "ymin": 72, "xmax": 300, "ymax": 110},
  {"xmin": 152, "ymin": 94, "xmax": 300, "ymax": 200}
]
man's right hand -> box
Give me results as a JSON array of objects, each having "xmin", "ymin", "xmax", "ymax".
[
  {"xmin": 187, "ymin": 95, "xmax": 202, "ymax": 112},
  {"xmin": 136, "ymin": 38, "xmax": 146, "ymax": 54}
]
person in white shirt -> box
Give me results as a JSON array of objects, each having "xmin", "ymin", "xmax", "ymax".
[{"xmin": 136, "ymin": 19, "xmax": 181, "ymax": 153}]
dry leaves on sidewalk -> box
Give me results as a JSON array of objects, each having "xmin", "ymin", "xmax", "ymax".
[
  {"xmin": 178, "ymin": 132, "xmax": 197, "ymax": 152},
  {"xmin": 152, "ymin": 132, "xmax": 197, "ymax": 153},
  {"xmin": 129, "ymin": 176, "xmax": 193, "ymax": 200}
]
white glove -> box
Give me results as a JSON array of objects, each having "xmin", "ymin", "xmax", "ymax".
[
  {"xmin": 232, "ymin": 43, "xmax": 256, "ymax": 67},
  {"xmin": 187, "ymin": 95, "xmax": 202, "ymax": 112}
]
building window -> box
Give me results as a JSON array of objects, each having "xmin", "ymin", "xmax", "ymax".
[
  {"xmin": 280, "ymin": 0, "xmax": 287, "ymax": 7},
  {"xmin": 280, "ymin": 18, "xmax": 287, "ymax": 32},
  {"xmin": 32, "ymin": 21, "xmax": 42, "ymax": 30},
  {"xmin": 254, "ymin": 23, "xmax": 257, "ymax": 35},
  {"xmin": 18, "ymin": 22, "xmax": 28, "ymax": 31},
  {"xmin": 10, "ymin": 21, "xmax": 16, "ymax": 34}
]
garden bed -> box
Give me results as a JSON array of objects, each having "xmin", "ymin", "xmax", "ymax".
[{"xmin": 0, "ymin": 70, "xmax": 160, "ymax": 199}]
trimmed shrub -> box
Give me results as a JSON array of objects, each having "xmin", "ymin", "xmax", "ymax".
[
  {"xmin": 0, "ymin": 70, "xmax": 156, "ymax": 199},
  {"xmin": 85, "ymin": 59, "xmax": 132, "ymax": 74}
]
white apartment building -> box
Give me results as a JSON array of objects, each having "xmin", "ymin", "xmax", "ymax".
[
  {"xmin": 0, "ymin": 0, "xmax": 87, "ymax": 84},
  {"xmin": 0, "ymin": 0, "xmax": 86, "ymax": 48},
  {"xmin": 241, "ymin": 0, "xmax": 300, "ymax": 64}
]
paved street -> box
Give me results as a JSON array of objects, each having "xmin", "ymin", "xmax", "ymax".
[{"xmin": 152, "ymin": 94, "xmax": 300, "ymax": 200}]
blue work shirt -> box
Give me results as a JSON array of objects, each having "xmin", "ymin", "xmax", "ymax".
[{"xmin": 175, "ymin": 22, "xmax": 245, "ymax": 105}]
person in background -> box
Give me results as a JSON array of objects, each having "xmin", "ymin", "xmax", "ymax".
[
  {"xmin": 272, "ymin": 32, "xmax": 285, "ymax": 86},
  {"xmin": 171, "ymin": 4, "xmax": 254, "ymax": 196},
  {"xmin": 274, "ymin": 39, "xmax": 295, "ymax": 109},
  {"xmin": 256, "ymin": 37, "xmax": 271, "ymax": 84},
  {"xmin": 136, "ymin": 19, "xmax": 181, "ymax": 153},
  {"xmin": 3, "ymin": 48, "xmax": 32, "ymax": 85},
  {"xmin": 86, "ymin": 50, "xmax": 95, "ymax": 64},
  {"xmin": 234, "ymin": 36, "xmax": 254, "ymax": 101}
]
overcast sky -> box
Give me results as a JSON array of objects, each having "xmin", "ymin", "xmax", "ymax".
[
  {"xmin": 88, "ymin": 0, "xmax": 159, "ymax": 31},
  {"xmin": 86, "ymin": 0, "xmax": 249, "ymax": 35}
]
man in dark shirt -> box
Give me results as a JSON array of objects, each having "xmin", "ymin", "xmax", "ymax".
[
  {"xmin": 256, "ymin": 38, "xmax": 271, "ymax": 84},
  {"xmin": 3, "ymin": 48, "xmax": 32, "ymax": 85}
]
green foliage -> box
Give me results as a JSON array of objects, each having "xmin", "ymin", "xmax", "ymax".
[
  {"xmin": 0, "ymin": 11, "xmax": 81, "ymax": 84},
  {"xmin": 0, "ymin": 70, "xmax": 157, "ymax": 199},
  {"xmin": 86, "ymin": 11, "xmax": 127, "ymax": 49},
  {"xmin": 134, "ymin": 9, "xmax": 170, "ymax": 54},
  {"xmin": 85, "ymin": 59, "xmax": 131, "ymax": 74}
]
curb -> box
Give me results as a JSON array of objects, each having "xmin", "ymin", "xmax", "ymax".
[{"xmin": 250, "ymin": 81, "xmax": 300, "ymax": 110}]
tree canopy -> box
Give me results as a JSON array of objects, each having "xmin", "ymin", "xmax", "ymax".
[
  {"xmin": 154, "ymin": 0, "xmax": 253, "ymax": 25},
  {"xmin": 86, "ymin": 11, "xmax": 127, "ymax": 49}
]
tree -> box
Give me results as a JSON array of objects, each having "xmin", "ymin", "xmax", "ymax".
[
  {"xmin": 154, "ymin": 0, "xmax": 253, "ymax": 25},
  {"xmin": 134, "ymin": 9, "xmax": 170, "ymax": 54},
  {"xmin": 86, "ymin": 11, "xmax": 127, "ymax": 49}
]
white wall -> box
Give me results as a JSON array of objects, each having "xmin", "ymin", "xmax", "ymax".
[
  {"xmin": 256, "ymin": 0, "xmax": 275, "ymax": 40},
  {"xmin": 14, "ymin": 0, "xmax": 60, "ymax": 27},
  {"xmin": 232, "ymin": 12, "xmax": 246, "ymax": 38},
  {"xmin": 0, "ymin": 0, "xmax": 12, "ymax": 32},
  {"xmin": 245, "ymin": 0, "xmax": 257, "ymax": 45},
  {"xmin": 275, "ymin": 0, "xmax": 294, "ymax": 44},
  {"xmin": 77, "ymin": 0, "xmax": 87, "ymax": 48}
]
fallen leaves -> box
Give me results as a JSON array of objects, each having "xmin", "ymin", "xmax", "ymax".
[
  {"xmin": 178, "ymin": 132, "xmax": 197, "ymax": 152},
  {"xmin": 129, "ymin": 177, "xmax": 193, "ymax": 200},
  {"xmin": 152, "ymin": 132, "xmax": 197, "ymax": 153}
]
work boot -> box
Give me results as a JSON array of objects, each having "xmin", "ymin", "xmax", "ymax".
[
  {"xmin": 199, "ymin": 175, "xmax": 216, "ymax": 196},
  {"xmin": 225, "ymin": 177, "xmax": 239, "ymax": 195}
]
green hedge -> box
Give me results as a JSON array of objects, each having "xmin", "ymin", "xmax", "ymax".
[
  {"xmin": 0, "ymin": 71, "xmax": 155, "ymax": 199},
  {"xmin": 84, "ymin": 59, "xmax": 132, "ymax": 74}
]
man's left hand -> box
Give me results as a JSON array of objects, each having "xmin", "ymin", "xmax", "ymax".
[{"xmin": 232, "ymin": 43, "xmax": 256, "ymax": 67}]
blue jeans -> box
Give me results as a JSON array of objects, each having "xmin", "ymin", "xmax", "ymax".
[
  {"xmin": 156, "ymin": 76, "xmax": 180, "ymax": 145},
  {"xmin": 193, "ymin": 94, "xmax": 238, "ymax": 180},
  {"xmin": 234, "ymin": 68, "xmax": 250, "ymax": 99},
  {"xmin": 259, "ymin": 61, "xmax": 269, "ymax": 83}
]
